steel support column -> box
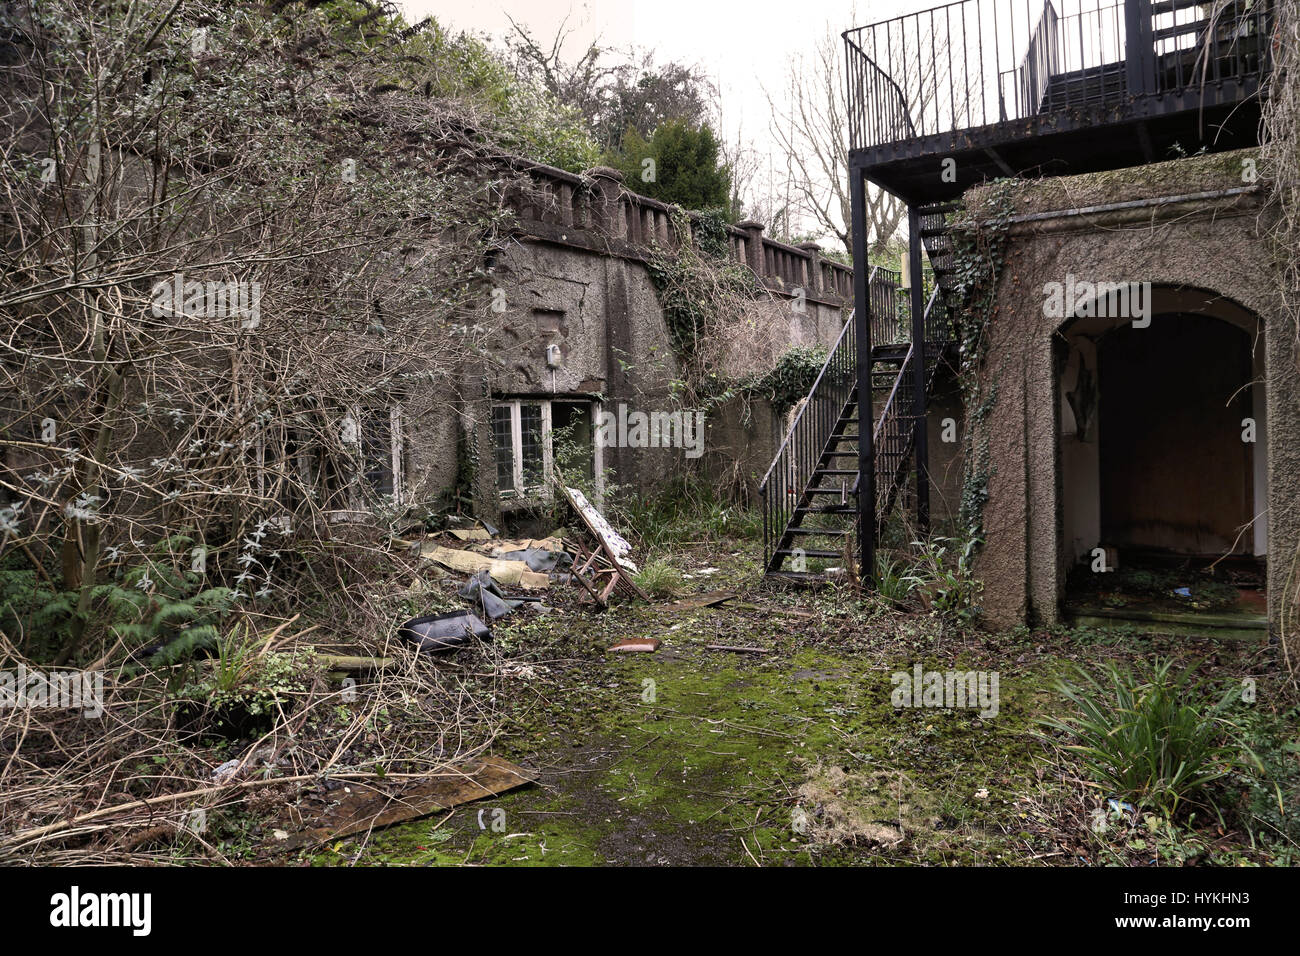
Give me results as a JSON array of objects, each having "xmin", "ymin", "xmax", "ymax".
[
  {"xmin": 851, "ymin": 170, "xmax": 875, "ymax": 582},
  {"xmin": 907, "ymin": 204, "xmax": 931, "ymax": 535},
  {"xmin": 1124, "ymin": 0, "xmax": 1156, "ymax": 98}
]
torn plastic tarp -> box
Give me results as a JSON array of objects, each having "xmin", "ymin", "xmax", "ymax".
[
  {"xmin": 398, "ymin": 610, "xmax": 491, "ymax": 653},
  {"xmin": 458, "ymin": 570, "xmax": 526, "ymax": 620},
  {"xmin": 496, "ymin": 547, "xmax": 573, "ymax": 573}
]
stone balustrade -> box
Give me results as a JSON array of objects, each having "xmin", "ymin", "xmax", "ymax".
[{"xmin": 508, "ymin": 160, "xmax": 853, "ymax": 307}]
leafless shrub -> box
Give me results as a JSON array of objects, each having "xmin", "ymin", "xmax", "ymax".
[
  {"xmin": 1258, "ymin": 0, "xmax": 1300, "ymax": 677},
  {"xmin": 0, "ymin": 1, "xmax": 522, "ymax": 665}
]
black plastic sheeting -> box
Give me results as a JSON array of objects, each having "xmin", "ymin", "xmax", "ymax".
[
  {"xmin": 398, "ymin": 610, "xmax": 491, "ymax": 653},
  {"xmin": 457, "ymin": 570, "xmax": 526, "ymax": 620}
]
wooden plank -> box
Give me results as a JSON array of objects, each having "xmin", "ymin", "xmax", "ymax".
[
  {"xmin": 277, "ymin": 756, "xmax": 535, "ymax": 851},
  {"xmin": 557, "ymin": 483, "xmax": 650, "ymax": 602},
  {"xmin": 663, "ymin": 589, "xmax": 738, "ymax": 611}
]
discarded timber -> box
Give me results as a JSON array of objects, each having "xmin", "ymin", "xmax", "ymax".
[{"xmin": 276, "ymin": 756, "xmax": 535, "ymax": 852}]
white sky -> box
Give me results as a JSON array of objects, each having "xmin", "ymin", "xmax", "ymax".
[{"xmin": 401, "ymin": 0, "xmax": 932, "ymax": 241}]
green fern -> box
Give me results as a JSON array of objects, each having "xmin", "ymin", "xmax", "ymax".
[{"xmin": 1, "ymin": 535, "xmax": 237, "ymax": 667}]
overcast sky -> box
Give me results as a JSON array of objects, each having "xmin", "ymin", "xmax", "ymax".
[
  {"xmin": 401, "ymin": 1, "xmax": 932, "ymax": 239},
  {"xmin": 401, "ymin": 1, "xmax": 900, "ymax": 134}
]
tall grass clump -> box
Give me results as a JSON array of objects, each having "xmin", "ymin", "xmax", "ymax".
[{"xmin": 1040, "ymin": 658, "xmax": 1261, "ymax": 817}]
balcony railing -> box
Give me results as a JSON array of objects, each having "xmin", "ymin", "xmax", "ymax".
[{"xmin": 845, "ymin": 0, "xmax": 1275, "ymax": 156}]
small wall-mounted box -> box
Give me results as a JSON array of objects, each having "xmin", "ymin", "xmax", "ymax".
[{"xmin": 546, "ymin": 343, "xmax": 562, "ymax": 368}]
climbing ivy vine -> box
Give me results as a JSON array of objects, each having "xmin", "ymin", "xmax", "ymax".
[
  {"xmin": 645, "ymin": 206, "xmax": 766, "ymax": 407},
  {"xmin": 945, "ymin": 180, "xmax": 1017, "ymax": 542},
  {"xmin": 745, "ymin": 345, "xmax": 829, "ymax": 414}
]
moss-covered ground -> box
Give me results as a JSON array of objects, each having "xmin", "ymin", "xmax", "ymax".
[{"xmin": 306, "ymin": 532, "xmax": 1299, "ymax": 867}]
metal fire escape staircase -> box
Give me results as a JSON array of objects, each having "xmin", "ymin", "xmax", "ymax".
[
  {"xmin": 798, "ymin": 0, "xmax": 1277, "ymax": 586},
  {"xmin": 760, "ymin": 236, "xmax": 957, "ymax": 580}
]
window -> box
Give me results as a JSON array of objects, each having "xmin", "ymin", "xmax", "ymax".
[
  {"xmin": 262, "ymin": 403, "xmax": 404, "ymax": 521},
  {"xmin": 359, "ymin": 405, "xmax": 398, "ymax": 498},
  {"xmin": 253, "ymin": 423, "xmax": 308, "ymax": 521},
  {"xmin": 492, "ymin": 398, "xmax": 600, "ymax": 500}
]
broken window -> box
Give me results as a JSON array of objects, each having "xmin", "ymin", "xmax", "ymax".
[{"xmin": 492, "ymin": 398, "xmax": 599, "ymax": 499}]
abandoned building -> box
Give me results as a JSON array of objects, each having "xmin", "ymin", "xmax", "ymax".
[
  {"xmin": 6, "ymin": 0, "xmax": 1288, "ymax": 648},
  {"xmin": 758, "ymin": 0, "xmax": 1293, "ymax": 641},
  {"xmin": 419, "ymin": 162, "xmax": 855, "ymax": 521},
  {"xmin": 418, "ymin": 0, "xmax": 1293, "ymax": 643}
]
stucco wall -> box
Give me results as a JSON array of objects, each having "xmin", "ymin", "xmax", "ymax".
[
  {"xmin": 962, "ymin": 149, "xmax": 1296, "ymax": 636},
  {"xmin": 400, "ymin": 163, "xmax": 853, "ymax": 522},
  {"xmin": 925, "ymin": 368, "xmax": 966, "ymax": 529}
]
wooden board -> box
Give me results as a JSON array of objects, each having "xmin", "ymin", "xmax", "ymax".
[
  {"xmin": 663, "ymin": 589, "xmax": 737, "ymax": 611},
  {"xmin": 276, "ymin": 756, "xmax": 536, "ymax": 851},
  {"xmin": 558, "ymin": 484, "xmax": 650, "ymax": 602}
]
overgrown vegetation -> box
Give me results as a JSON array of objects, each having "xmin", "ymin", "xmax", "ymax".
[
  {"xmin": 175, "ymin": 623, "xmax": 319, "ymax": 738},
  {"xmin": 0, "ymin": 0, "xmax": 570, "ymax": 669},
  {"xmin": 621, "ymin": 475, "xmax": 762, "ymax": 553},
  {"xmin": 1258, "ymin": 0, "xmax": 1300, "ymax": 678},
  {"xmin": 744, "ymin": 345, "xmax": 829, "ymax": 414},
  {"xmin": 605, "ymin": 120, "xmax": 735, "ymax": 215},
  {"xmin": 633, "ymin": 559, "xmax": 687, "ymax": 599},
  {"xmin": 646, "ymin": 208, "xmax": 765, "ymax": 402},
  {"xmin": 2, "ymin": 0, "xmax": 1297, "ymax": 873},
  {"xmin": 1040, "ymin": 658, "xmax": 1262, "ymax": 818},
  {"xmin": 900, "ymin": 536, "xmax": 983, "ymax": 624},
  {"xmin": 0, "ymin": 0, "xmax": 568, "ymax": 863},
  {"xmin": 945, "ymin": 183, "xmax": 1016, "ymax": 543}
]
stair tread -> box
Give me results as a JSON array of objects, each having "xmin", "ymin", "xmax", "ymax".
[{"xmin": 763, "ymin": 273, "xmax": 955, "ymax": 573}]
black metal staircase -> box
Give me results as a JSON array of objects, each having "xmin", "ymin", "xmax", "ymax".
[
  {"xmin": 760, "ymin": 264, "xmax": 955, "ymax": 580},
  {"xmin": 808, "ymin": 0, "xmax": 1276, "ymax": 588}
]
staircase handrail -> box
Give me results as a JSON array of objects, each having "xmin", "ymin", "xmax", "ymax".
[{"xmin": 757, "ymin": 268, "xmax": 876, "ymax": 493}]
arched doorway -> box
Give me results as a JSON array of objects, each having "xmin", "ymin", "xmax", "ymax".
[{"xmin": 1056, "ymin": 287, "xmax": 1267, "ymax": 625}]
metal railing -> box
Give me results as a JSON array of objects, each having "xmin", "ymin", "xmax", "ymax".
[
  {"xmin": 759, "ymin": 300, "xmax": 861, "ymax": 571},
  {"xmin": 1149, "ymin": 0, "xmax": 1273, "ymax": 91},
  {"xmin": 869, "ymin": 266, "xmax": 904, "ymax": 347},
  {"xmin": 844, "ymin": 0, "xmax": 1275, "ymax": 154},
  {"xmin": 871, "ymin": 342, "xmax": 916, "ymax": 520},
  {"xmin": 760, "ymin": 270, "xmax": 956, "ymax": 572},
  {"xmin": 872, "ymin": 287, "xmax": 950, "ymax": 521},
  {"xmin": 758, "ymin": 268, "xmax": 903, "ymax": 566}
]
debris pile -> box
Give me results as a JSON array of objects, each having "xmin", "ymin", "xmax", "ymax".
[{"xmin": 397, "ymin": 486, "xmax": 649, "ymax": 654}]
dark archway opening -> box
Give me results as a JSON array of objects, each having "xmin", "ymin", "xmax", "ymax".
[
  {"xmin": 1098, "ymin": 313, "xmax": 1252, "ymax": 557},
  {"xmin": 1058, "ymin": 302, "xmax": 1267, "ymax": 634}
]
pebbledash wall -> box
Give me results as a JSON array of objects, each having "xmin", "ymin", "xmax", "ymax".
[
  {"xmin": 960, "ymin": 148, "xmax": 1299, "ymax": 640},
  {"xmin": 403, "ymin": 163, "xmax": 853, "ymax": 524}
]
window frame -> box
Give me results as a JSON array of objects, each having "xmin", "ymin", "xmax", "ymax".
[
  {"xmin": 492, "ymin": 397, "xmax": 602, "ymax": 504},
  {"xmin": 259, "ymin": 403, "xmax": 405, "ymax": 525}
]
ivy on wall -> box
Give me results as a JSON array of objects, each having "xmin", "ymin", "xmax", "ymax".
[
  {"xmin": 945, "ymin": 181, "xmax": 1017, "ymax": 543},
  {"xmin": 744, "ymin": 345, "xmax": 829, "ymax": 414},
  {"xmin": 645, "ymin": 206, "xmax": 765, "ymax": 405}
]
